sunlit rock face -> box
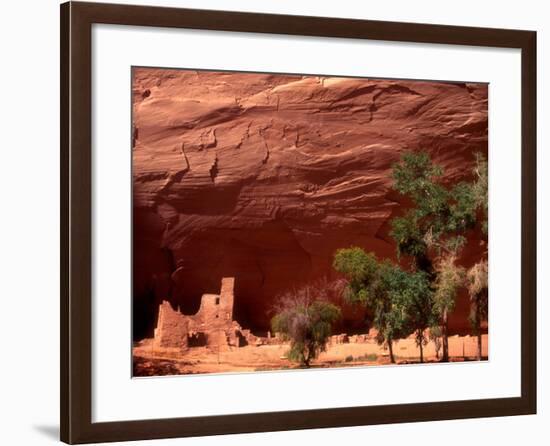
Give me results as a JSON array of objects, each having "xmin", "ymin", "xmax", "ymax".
[{"xmin": 132, "ymin": 67, "xmax": 488, "ymax": 337}]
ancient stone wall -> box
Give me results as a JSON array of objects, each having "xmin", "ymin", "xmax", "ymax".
[
  {"xmin": 152, "ymin": 300, "xmax": 189, "ymax": 351},
  {"xmin": 153, "ymin": 277, "xmax": 247, "ymax": 352},
  {"xmin": 219, "ymin": 277, "xmax": 234, "ymax": 323}
]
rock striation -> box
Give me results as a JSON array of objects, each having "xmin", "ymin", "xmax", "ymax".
[{"xmin": 132, "ymin": 67, "xmax": 488, "ymax": 337}]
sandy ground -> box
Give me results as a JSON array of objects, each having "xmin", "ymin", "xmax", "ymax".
[{"xmin": 133, "ymin": 334, "xmax": 488, "ymax": 376}]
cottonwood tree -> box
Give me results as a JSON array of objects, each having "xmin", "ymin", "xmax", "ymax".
[
  {"xmin": 330, "ymin": 152, "xmax": 487, "ymax": 363},
  {"xmin": 429, "ymin": 325, "xmax": 443, "ymax": 360},
  {"xmin": 333, "ymin": 248, "xmax": 401, "ymax": 363},
  {"xmin": 271, "ymin": 284, "xmax": 341, "ymax": 367},
  {"xmin": 466, "ymin": 260, "xmax": 488, "ymax": 360},
  {"xmin": 433, "ymin": 254, "xmax": 465, "ymax": 361},
  {"xmin": 333, "ymin": 247, "xmax": 433, "ymax": 363},
  {"xmin": 470, "ymin": 152, "xmax": 489, "ymax": 236},
  {"xmin": 388, "ymin": 266, "xmax": 434, "ymax": 363},
  {"xmin": 464, "ymin": 154, "xmax": 489, "ymax": 360}
]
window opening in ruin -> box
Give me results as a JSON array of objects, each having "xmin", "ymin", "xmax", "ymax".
[{"xmin": 188, "ymin": 332, "xmax": 207, "ymax": 347}]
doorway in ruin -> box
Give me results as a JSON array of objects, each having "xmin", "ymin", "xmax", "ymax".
[
  {"xmin": 236, "ymin": 330, "xmax": 248, "ymax": 347},
  {"xmin": 188, "ymin": 332, "xmax": 207, "ymax": 347}
]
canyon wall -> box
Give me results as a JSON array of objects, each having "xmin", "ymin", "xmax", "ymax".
[{"xmin": 132, "ymin": 67, "xmax": 488, "ymax": 337}]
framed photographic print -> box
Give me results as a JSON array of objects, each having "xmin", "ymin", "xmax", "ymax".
[{"xmin": 60, "ymin": 1, "xmax": 537, "ymax": 443}]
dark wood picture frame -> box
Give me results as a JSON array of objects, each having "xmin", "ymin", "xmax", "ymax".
[{"xmin": 60, "ymin": 1, "xmax": 537, "ymax": 443}]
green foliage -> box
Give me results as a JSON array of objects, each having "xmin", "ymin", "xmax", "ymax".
[
  {"xmin": 333, "ymin": 247, "xmax": 434, "ymax": 356},
  {"xmin": 333, "ymin": 248, "xmax": 379, "ymax": 304},
  {"xmin": 372, "ymin": 263, "xmax": 414, "ymax": 345},
  {"xmin": 447, "ymin": 183, "xmax": 477, "ymax": 233},
  {"xmin": 443, "ymin": 235, "xmax": 467, "ymax": 254},
  {"xmin": 472, "ymin": 153, "xmax": 489, "ymax": 235},
  {"xmin": 271, "ymin": 287, "xmax": 341, "ymax": 367},
  {"xmin": 383, "ymin": 265, "xmax": 435, "ymax": 350},
  {"xmin": 392, "ymin": 151, "xmax": 445, "ymax": 207},
  {"xmin": 390, "ymin": 151, "xmax": 488, "ymax": 262},
  {"xmin": 390, "ymin": 150, "xmax": 488, "ymax": 361},
  {"xmin": 447, "ymin": 153, "xmax": 488, "ymax": 238},
  {"xmin": 390, "ymin": 212, "xmax": 427, "ymax": 261},
  {"xmin": 331, "ymin": 151, "xmax": 488, "ymax": 363}
]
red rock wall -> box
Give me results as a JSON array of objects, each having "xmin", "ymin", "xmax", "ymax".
[{"xmin": 132, "ymin": 67, "xmax": 488, "ymax": 337}]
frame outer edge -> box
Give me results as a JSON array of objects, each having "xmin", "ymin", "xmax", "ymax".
[
  {"xmin": 62, "ymin": 1, "xmax": 95, "ymax": 443},
  {"xmin": 60, "ymin": 2, "xmax": 537, "ymax": 443},
  {"xmin": 60, "ymin": 2, "xmax": 70, "ymax": 443},
  {"xmin": 71, "ymin": 0, "xmax": 532, "ymax": 48},
  {"xmin": 520, "ymin": 30, "xmax": 537, "ymax": 414}
]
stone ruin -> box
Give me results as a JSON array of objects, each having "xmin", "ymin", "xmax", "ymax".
[
  {"xmin": 151, "ymin": 276, "xmax": 380, "ymax": 355},
  {"xmin": 153, "ymin": 277, "xmax": 270, "ymax": 353}
]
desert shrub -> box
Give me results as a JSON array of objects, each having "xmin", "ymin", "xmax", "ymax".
[{"xmin": 271, "ymin": 284, "xmax": 341, "ymax": 367}]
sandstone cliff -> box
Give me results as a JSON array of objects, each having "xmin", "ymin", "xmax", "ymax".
[{"xmin": 132, "ymin": 67, "xmax": 488, "ymax": 337}]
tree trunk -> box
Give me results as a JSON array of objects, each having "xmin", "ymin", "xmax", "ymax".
[
  {"xmin": 442, "ymin": 309, "xmax": 449, "ymax": 362},
  {"xmin": 388, "ymin": 340, "xmax": 395, "ymax": 364},
  {"xmin": 418, "ymin": 331, "xmax": 424, "ymax": 363},
  {"xmin": 473, "ymin": 299, "xmax": 482, "ymax": 360},
  {"xmin": 477, "ymin": 333, "xmax": 482, "ymax": 361},
  {"xmin": 304, "ymin": 349, "xmax": 311, "ymax": 368}
]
